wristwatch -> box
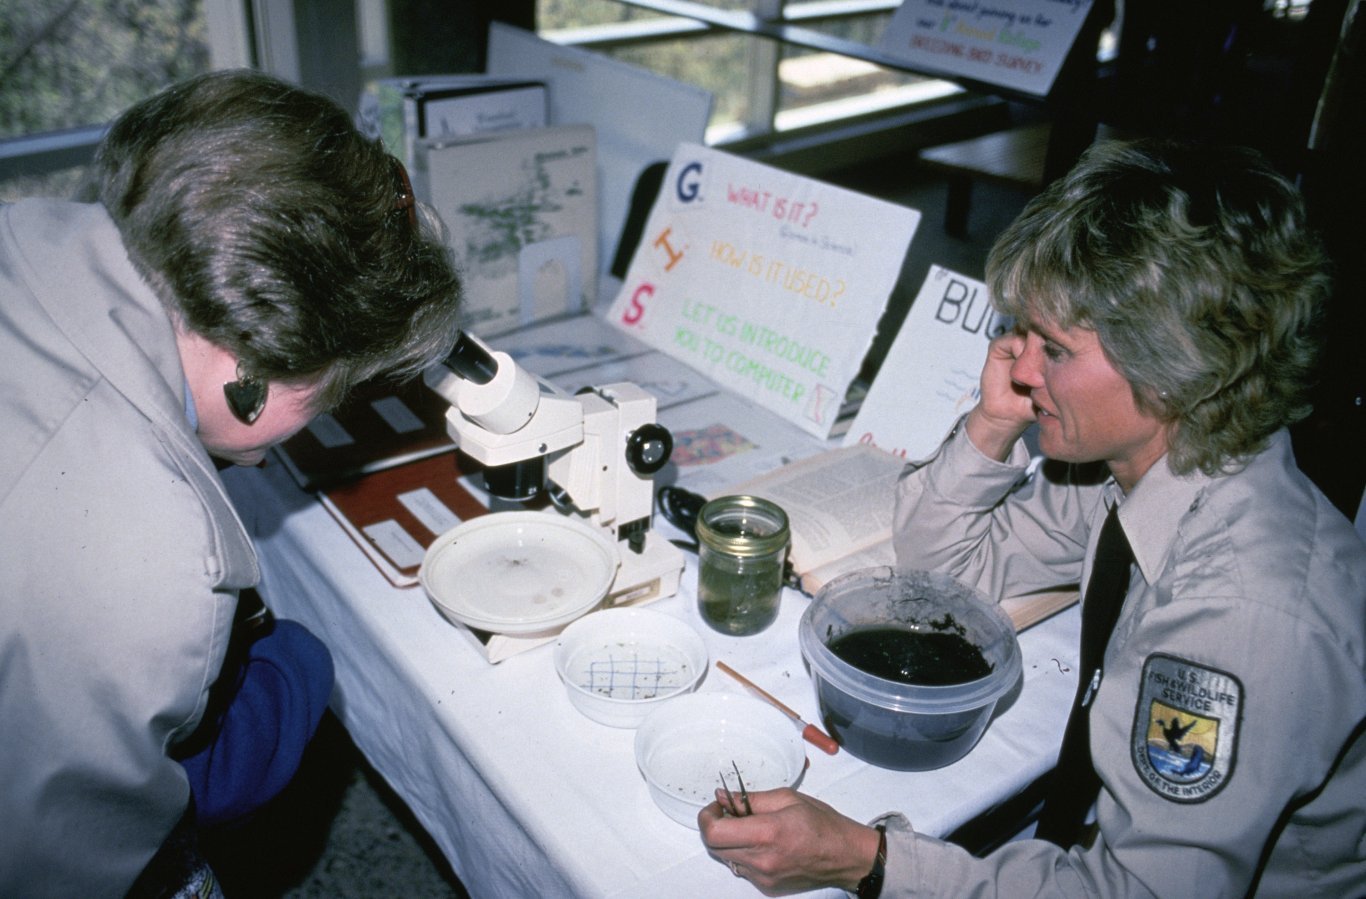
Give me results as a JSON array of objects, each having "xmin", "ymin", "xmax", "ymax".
[{"xmin": 854, "ymin": 824, "xmax": 887, "ymax": 899}]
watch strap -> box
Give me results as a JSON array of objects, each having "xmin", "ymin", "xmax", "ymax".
[{"xmin": 854, "ymin": 823, "xmax": 887, "ymax": 899}]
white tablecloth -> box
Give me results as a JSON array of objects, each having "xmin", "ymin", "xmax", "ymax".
[{"xmin": 221, "ymin": 459, "xmax": 1080, "ymax": 899}]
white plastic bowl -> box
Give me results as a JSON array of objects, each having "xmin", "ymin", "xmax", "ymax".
[
  {"xmin": 420, "ymin": 511, "xmax": 619, "ymax": 636},
  {"xmin": 553, "ymin": 608, "xmax": 708, "ymax": 728},
  {"xmin": 799, "ymin": 567, "xmax": 1022, "ymax": 771},
  {"xmin": 634, "ymin": 692, "xmax": 806, "ymax": 829}
]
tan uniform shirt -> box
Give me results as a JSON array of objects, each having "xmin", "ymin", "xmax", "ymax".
[
  {"xmin": 0, "ymin": 201, "xmax": 257, "ymax": 897},
  {"xmin": 882, "ymin": 423, "xmax": 1366, "ymax": 897}
]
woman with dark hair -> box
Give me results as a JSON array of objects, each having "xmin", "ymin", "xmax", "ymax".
[
  {"xmin": 94, "ymin": 68, "xmax": 462, "ymax": 416},
  {"xmin": 0, "ymin": 70, "xmax": 462, "ymax": 896},
  {"xmin": 699, "ymin": 140, "xmax": 1365, "ymax": 897}
]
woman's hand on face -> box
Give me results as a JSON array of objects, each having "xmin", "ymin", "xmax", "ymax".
[
  {"xmin": 697, "ymin": 788, "xmax": 883, "ymax": 896},
  {"xmin": 965, "ymin": 331, "xmax": 1036, "ymax": 461}
]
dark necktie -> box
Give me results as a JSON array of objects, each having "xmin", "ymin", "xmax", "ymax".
[{"xmin": 1034, "ymin": 503, "xmax": 1135, "ymax": 847}]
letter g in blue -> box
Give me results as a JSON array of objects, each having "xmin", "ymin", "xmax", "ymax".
[{"xmin": 676, "ymin": 161, "xmax": 703, "ymax": 203}]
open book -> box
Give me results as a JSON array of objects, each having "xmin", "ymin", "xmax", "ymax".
[{"xmin": 717, "ymin": 444, "xmax": 1077, "ymax": 631}]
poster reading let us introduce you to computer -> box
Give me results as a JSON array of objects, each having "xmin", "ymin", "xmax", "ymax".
[{"xmin": 606, "ymin": 144, "xmax": 919, "ymax": 440}]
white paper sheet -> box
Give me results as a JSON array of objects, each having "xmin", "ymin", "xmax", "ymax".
[
  {"xmin": 877, "ymin": 0, "xmax": 1096, "ymax": 97},
  {"xmin": 606, "ymin": 144, "xmax": 919, "ymax": 439},
  {"xmin": 844, "ymin": 265, "xmax": 1007, "ymax": 460}
]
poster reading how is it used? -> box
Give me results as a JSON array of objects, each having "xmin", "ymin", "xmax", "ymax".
[{"xmin": 606, "ymin": 143, "xmax": 920, "ymax": 440}]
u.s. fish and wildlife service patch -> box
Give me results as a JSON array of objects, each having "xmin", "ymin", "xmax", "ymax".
[{"xmin": 1131, "ymin": 653, "xmax": 1241, "ymax": 802}]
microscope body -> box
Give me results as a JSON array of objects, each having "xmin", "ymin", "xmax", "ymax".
[{"xmin": 423, "ymin": 333, "xmax": 683, "ymax": 605}]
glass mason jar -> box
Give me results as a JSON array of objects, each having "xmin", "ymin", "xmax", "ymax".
[{"xmin": 695, "ymin": 495, "xmax": 790, "ymax": 636}]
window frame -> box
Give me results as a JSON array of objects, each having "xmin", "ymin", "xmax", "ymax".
[
  {"xmin": 539, "ymin": 0, "xmax": 980, "ymax": 142},
  {"xmin": 0, "ymin": 0, "xmax": 299, "ymax": 185},
  {"xmin": 2, "ymin": 0, "xmax": 1007, "ymax": 189}
]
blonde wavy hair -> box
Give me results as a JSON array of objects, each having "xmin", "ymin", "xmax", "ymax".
[{"xmin": 987, "ymin": 139, "xmax": 1329, "ymax": 476}]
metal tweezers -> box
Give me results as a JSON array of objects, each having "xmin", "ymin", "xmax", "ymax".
[{"xmin": 718, "ymin": 761, "xmax": 752, "ymax": 816}]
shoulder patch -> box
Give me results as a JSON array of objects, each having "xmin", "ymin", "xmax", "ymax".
[{"xmin": 1131, "ymin": 653, "xmax": 1242, "ymax": 802}]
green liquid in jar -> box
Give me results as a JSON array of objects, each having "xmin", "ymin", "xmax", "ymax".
[
  {"xmin": 696, "ymin": 497, "xmax": 788, "ymax": 637},
  {"xmin": 698, "ymin": 522, "xmax": 783, "ymax": 636}
]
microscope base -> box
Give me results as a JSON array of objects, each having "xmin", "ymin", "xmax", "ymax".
[{"xmin": 603, "ymin": 531, "xmax": 684, "ymax": 609}]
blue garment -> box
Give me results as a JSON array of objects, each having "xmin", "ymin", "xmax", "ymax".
[{"xmin": 178, "ymin": 619, "xmax": 333, "ymax": 827}]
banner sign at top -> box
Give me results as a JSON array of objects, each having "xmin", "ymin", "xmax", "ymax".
[{"xmin": 877, "ymin": 0, "xmax": 1096, "ymax": 97}]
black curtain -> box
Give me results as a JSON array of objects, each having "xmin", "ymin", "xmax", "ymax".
[
  {"xmin": 1294, "ymin": 0, "xmax": 1365, "ymax": 518},
  {"xmin": 388, "ymin": 0, "xmax": 535, "ymax": 74}
]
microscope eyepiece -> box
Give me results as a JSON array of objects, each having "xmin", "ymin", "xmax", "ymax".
[{"xmin": 443, "ymin": 331, "xmax": 499, "ymax": 385}]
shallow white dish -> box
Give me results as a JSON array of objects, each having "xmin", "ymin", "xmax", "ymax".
[
  {"xmin": 634, "ymin": 692, "xmax": 806, "ymax": 829},
  {"xmin": 420, "ymin": 511, "xmax": 619, "ymax": 636},
  {"xmin": 554, "ymin": 608, "xmax": 708, "ymax": 728}
]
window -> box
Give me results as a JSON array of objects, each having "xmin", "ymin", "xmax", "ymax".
[
  {"xmin": 1, "ymin": 0, "xmax": 253, "ymax": 201},
  {"xmin": 772, "ymin": 3, "xmax": 962, "ymax": 134},
  {"xmin": 4, "ymin": 0, "xmax": 970, "ymax": 201},
  {"xmin": 536, "ymin": 0, "xmax": 961, "ymax": 147}
]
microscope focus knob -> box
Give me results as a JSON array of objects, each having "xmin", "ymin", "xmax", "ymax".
[{"xmin": 625, "ymin": 423, "xmax": 672, "ymax": 475}]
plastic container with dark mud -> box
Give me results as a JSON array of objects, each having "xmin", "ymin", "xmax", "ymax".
[{"xmin": 798, "ymin": 567, "xmax": 1022, "ymax": 771}]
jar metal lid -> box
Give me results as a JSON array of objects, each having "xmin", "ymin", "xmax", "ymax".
[{"xmin": 696, "ymin": 495, "xmax": 790, "ymax": 557}]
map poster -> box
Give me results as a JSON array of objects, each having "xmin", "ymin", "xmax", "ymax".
[
  {"xmin": 877, "ymin": 0, "xmax": 1096, "ymax": 97},
  {"xmin": 605, "ymin": 144, "xmax": 920, "ymax": 440},
  {"xmin": 843, "ymin": 265, "xmax": 1008, "ymax": 460},
  {"xmin": 419, "ymin": 124, "xmax": 597, "ymax": 337}
]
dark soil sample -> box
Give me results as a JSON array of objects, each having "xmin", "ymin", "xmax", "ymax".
[{"xmin": 828, "ymin": 626, "xmax": 993, "ymax": 686}]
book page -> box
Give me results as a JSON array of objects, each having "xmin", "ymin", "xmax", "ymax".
[
  {"xmin": 664, "ymin": 390, "xmax": 826, "ymax": 496},
  {"xmin": 719, "ymin": 444, "xmax": 906, "ymax": 575},
  {"xmin": 1001, "ymin": 588, "xmax": 1079, "ymax": 631},
  {"xmin": 799, "ymin": 541, "xmax": 896, "ymax": 596}
]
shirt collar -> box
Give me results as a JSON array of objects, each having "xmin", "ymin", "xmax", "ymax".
[{"xmin": 1107, "ymin": 457, "xmax": 1209, "ymax": 585}]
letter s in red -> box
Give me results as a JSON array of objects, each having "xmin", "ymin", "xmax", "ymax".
[{"xmin": 622, "ymin": 283, "xmax": 654, "ymax": 326}]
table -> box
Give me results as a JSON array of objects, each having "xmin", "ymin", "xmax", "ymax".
[{"xmin": 222, "ymin": 451, "xmax": 1080, "ymax": 898}]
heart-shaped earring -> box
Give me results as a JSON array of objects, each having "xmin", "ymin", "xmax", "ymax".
[{"xmin": 224, "ymin": 365, "xmax": 268, "ymax": 424}]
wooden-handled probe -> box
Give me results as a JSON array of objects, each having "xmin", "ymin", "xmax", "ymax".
[{"xmin": 715, "ymin": 660, "xmax": 840, "ymax": 755}]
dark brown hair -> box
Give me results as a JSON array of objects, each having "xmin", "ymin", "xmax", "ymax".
[{"xmin": 95, "ymin": 69, "xmax": 463, "ymax": 409}]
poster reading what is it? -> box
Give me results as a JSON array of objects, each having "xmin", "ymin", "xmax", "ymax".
[{"xmin": 606, "ymin": 143, "xmax": 920, "ymax": 440}]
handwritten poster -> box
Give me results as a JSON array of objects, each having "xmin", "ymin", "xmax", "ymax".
[
  {"xmin": 844, "ymin": 265, "xmax": 1008, "ymax": 460},
  {"xmin": 605, "ymin": 144, "xmax": 920, "ymax": 439},
  {"xmin": 877, "ymin": 0, "xmax": 1095, "ymax": 97}
]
